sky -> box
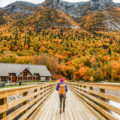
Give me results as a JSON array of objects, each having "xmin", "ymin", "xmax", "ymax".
[{"xmin": 0, "ymin": 0, "xmax": 120, "ymax": 7}]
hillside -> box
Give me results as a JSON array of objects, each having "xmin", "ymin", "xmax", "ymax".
[
  {"xmin": 0, "ymin": 9, "xmax": 7, "ymax": 25},
  {"xmin": 78, "ymin": 7, "xmax": 120, "ymax": 31},
  {"xmin": 0, "ymin": 26, "xmax": 120, "ymax": 81},
  {"xmin": 42, "ymin": 0, "xmax": 90, "ymax": 18},
  {"xmin": 0, "ymin": 1, "xmax": 120, "ymax": 81},
  {"xmin": 3, "ymin": 7, "xmax": 79, "ymax": 33},
  {"xmin": 0, "ymin": 0, "xmax": 120, "ymax": 32},
  {"xmin": 4, "ymin": 1, "xmax": 40, "ymax": 16},
  {"xmin": 24, "ymin": 7, "xmax": 79, "ymax": 32}
]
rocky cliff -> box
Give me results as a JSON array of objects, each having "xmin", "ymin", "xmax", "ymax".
[
  {"xmin": 42, "ymin": 0, "xmax": 114, "ymax": 18},
  {"xmin": 4, "ymin": 1, "xmax": 41, "ymax": 16},
  {"xmin": 43, "ymin": 0, "xmax": 90, "ymax": 18},
  {"xmin": 3, "ymin": 0, "xmax": 119, "ymax": 18},
  {"xmin": 1, "ymin": 0, "xmax": 120, "ymax": 31},
  {"xmin": 91, "ymin": 0, "xmax": 113, "ymax": 10}
]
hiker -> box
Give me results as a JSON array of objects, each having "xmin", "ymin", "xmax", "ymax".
[{"xmin": 56, "ymin": 78, "xmax": 68, "ymax": 113}]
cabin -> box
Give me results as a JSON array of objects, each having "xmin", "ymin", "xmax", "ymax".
[{"xmin": 0, "ymin": 63, "xmax": 52, "ymax": 82}]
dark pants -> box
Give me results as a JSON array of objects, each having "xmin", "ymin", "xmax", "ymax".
[{"xmin": 59, "ymin": 95, "xmax": 66, "ymax": 110}]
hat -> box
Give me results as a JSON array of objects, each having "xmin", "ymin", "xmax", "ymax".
[{"xmin": 60, "ymin": 78, "xmax": 64, "ymax": 82}]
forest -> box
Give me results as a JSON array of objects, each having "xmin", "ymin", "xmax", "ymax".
[{"xmin": 0, "ymin": 27, "xmax": 120, "ymax": 82}]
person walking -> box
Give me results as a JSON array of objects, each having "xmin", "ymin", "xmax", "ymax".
[{"xmin": 56, "ymin": 78, "xmax": 68, "ymax": 113}]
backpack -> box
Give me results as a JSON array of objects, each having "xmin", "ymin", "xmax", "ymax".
[{"xmin": 59, "ymin": 83, "xmax": 65, "ymax": 95}]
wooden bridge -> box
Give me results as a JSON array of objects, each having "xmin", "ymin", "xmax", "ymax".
[{"xmin": 0, "ymin": 82, "xmax": 120, "ymax": 120}]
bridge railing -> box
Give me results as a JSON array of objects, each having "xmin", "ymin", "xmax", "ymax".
[
  {"xmin": 67, "ymin": 82, "xmax": 120, "ymax": 120},
  {"xmin": 0, "ymin": 83, "xmax": 56, "ymax": 120}
]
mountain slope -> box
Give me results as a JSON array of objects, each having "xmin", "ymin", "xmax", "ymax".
[
  {"xmin": 4, "ymin": 1, "xmax": 41, "ymax": 16},
  {"xmin": 0, "ymin": 9, "xmax": 6, "ymax": 25},
  {"xmin": 6, "ymin": 7, "xmax": 79, "ymax": 33},
  {"xmin": 78, "ymin": 7, "xmax": 120, "ymax": 31},
  {"xmin": 26, "ymin": 7, "xmax": 79, "ymax": 32},
  {"xmin": 42, "ymin": 0, "xmax": 90, "ymax": 18},
  {"xmin": 0, "ymin": 0, "xmax": 120, "ymax": 32}
]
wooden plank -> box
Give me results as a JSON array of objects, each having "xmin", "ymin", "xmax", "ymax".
[
  {"xmin": 72, "ymin": 85, "xmax": 120, "ymax": 103},
  {"xmin": 70, "ymin": 86, "xmax": 120, "ymax": 103},
  {"xmin": 2, "ymin": 88, "xmax": 53, "ymax": 120},
  {"xmin": 35, "ymin": 90, "xmax": 99, "ymax": 120},
  {"xmin": 68, "ymin": 91, "xmax": 85, "ymax": 120},
  {"xmin": 0, "ymin": 87, "xmax": 51, "ymax": 114},
  {"xmin": 69, "ymin": 88, "xmax": 106, "ymax": 120},
  {"xmin": 68, "ymin": 82, "xmax": 120, "ymax": 91},
  {"xmin": 0, "ymin": 83, "xmax": 55, "ymax": 99},
  {"xmin": 71, "ymin": 87, "xmax": 117, "ymax": 120},
  {"xmin": 51, "ymin": 92, "xmax": 60, "ymax": 120},
  {"xmin": 30, "ymin": 86, "xmax": 55, "ymax": 120},
  {"xmin": 19, "ymin": 90, "xmax": 53, "ymax": 120},
  {"xmin": 69, "ymin": 89, "xmax": 98, "ymax": 120},
  {"xmin": 73, "ymin": 87, "xmax": 120, "ymax": 115}
]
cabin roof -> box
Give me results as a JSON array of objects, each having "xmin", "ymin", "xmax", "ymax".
[{"xmin": 0, "ymin": 63, "xmax": 52, "ymax": 77}]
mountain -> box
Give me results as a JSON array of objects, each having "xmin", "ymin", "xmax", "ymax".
[
  {"xmin": 114, "ymin": 3, "xmax": 120, "ymax": 7},
  {"xmin": 78, "ymin": 7, "xmax": 120, "ymax": 31},
  {"xmin": 90, "ymin": 0, "xmax": 113, "ymax": 10},
  {"xmin": 3, "ymin": 1, "xmax": 41, "ymax": 16},
  {"xmin": 5, "ymin": 7, "xmax": 79, "ymax": 33},
  {"xmin": 42, "ymin": 0, "xmax": 90, "ymax": 18},
  {"xmin": 2, "ymin": 0, "xmax": 120, "ymax": 19},
  {"xmin": 42, "ymin": 0, "xmax": 115, "ymax": 18},
  {"xmin": 1, "ymin": 0, "xmax": 120, "ymax": 31},
  {"xmin": 0, "ymin": 9, "xmax": 7, "ymax": 25},
  {"xmin": 0, "ymin": 1, "xmax": 120, "ymax": 81}
]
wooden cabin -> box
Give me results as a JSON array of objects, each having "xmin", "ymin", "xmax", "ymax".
[{"xmin": 0, "ymin": 63, "xmax": 52, "ymax": 82}]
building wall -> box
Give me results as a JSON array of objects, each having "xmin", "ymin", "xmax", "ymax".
[
  {"xmin": 18, "ymin": 69, "xmax": 33, "ymax": 81},
  {"xmin": 0, "ymin": 76, "xmax": 7, "ymax": 82},
  {"xmin": 0, "ymin": 68, "xmax": 52, "ymax": 82},
  {"xmin": 9, "ymin": 73, "xmax": 17, "ymax": 82},
  {"xmin": 41, "ymin": 76, "xmax": 52, "ymax": 81}
]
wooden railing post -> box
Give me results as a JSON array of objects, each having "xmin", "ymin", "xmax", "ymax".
[
  {"xmin": 23, "ymin": 91, "xmax": 28, "ymax": 120},
  {"xmin": 100, "ymin": 88, "xmax": 106, "ymax": 101},
  {"xmin": 40, "ymin": 86, "xmax": 43, "ymax": 95},
  {"xmin": 44, "ymin": 86, "xmax": 46, "ymax": 96},
  {"xmin": 34, "ymin": 89, "xmax": 38, "ymax": 99},
  {"xmin": 89, "ymin": 87, "xmax": 93, "ymax": 96},
  {"xmin": 0, "ymin": 83, "xmax": 55, "ymax": 120},
  {"xmin": 68, "ymin": 82, "xmax": 120, "ymax": 120},
  {"xmin": 99, "ymin": 88, "xmax": 108, "ymax": 111},
  {"xmin": 83, "ymin": 85, "xmax": 87, "ymax": 93},
  {"xmin": 0, "ymin": 97, "xmax": 7, "ymax": 119}
]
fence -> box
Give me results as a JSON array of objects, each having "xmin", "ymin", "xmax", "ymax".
[
  {"xmin": 0, "ymin": 83, "xmax": 56, "ymax": 120},
  {"xmin": 67, "ymin": 82, "xmax": 120, "ymax": 120}
]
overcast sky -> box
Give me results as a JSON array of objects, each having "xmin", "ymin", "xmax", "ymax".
[{"xmin": 0, "ymin": 0, "xmax": 119, "ymax": 7}]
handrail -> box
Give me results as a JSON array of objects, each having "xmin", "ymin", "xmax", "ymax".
[
  {"xmin": 67, "ymin": 82, "xmax": 120, "ymax": 120},
  {"xmin": 0, "ymin": 83, "xmax": 56, "ymax": 120}
]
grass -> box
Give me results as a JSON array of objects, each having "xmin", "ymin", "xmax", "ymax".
[
  {"xmin": 22, "ymin": 80, "xmax": 56, "ymax": 83},
  {"xmin": 0, "ymin": 85, "xmax": 28, "ymax": 89},
  {"xmin": 22, "ymin": 81, "xmax": 41, "ymax": 83},
  {"xmin": 0, "ymin": 80, "xmax": 56, "ymax": 89}
]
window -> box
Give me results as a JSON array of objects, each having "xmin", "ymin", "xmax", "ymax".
[
  {"xmin": 23, "ymin": 77, "xmax": 27, "ymax": 80},
  {"xmin": 23, "ymin": 71, "xmax": 27, "ymax": 76}
]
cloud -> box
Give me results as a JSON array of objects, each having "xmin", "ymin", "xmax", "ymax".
[{"xmin": 113, "ymin": 0, "xmax": 120, "ymax": 3}]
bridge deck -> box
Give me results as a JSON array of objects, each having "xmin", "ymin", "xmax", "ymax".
[{"xmin": 35, "ymin": 90, "xmax": 99, "ymax": 120}]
